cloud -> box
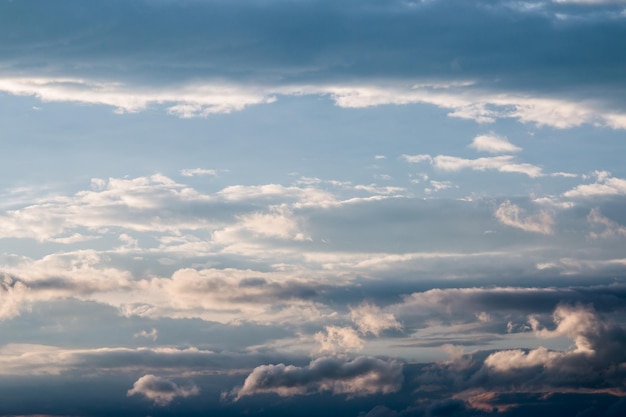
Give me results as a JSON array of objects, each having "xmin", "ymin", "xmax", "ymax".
[
  {"xmin": 401, "ymin": 154, "xmax": 432, "ymax": 164},
  {"xmin": 2, "ymin": 0, "xmax": 626, "ymax": 131},
  {"xmin": 480, "ymin": 304, "xmax": 626, "ymax": 393},
  {"xmin": 2, "ymin": 76, "xmax": 626, "ymax": 130},
  {"xmin": 127, "ymin": 374, "xmax": 199, "ymax": 406},
  {"xmin": 469, "ymin": 134, "xmax": 522, "ymax": 154},
  {"xmin": 587, "ymin": 208, "xmax": 626, "ymax": 239},
  {"xmin": 402, "ymin": 153, "xmax": 543, "ymax": 177},
  {"xmin": 495, "ymin": 200, "xmax": 554, "ymax": 234},
  {"xmin": 0, "ymin": 344, "xmax": 220, "ymax": 376},
  {"xmin": 134, "ymin": 328, "xmax": 158, "ymax": 342},
  {"xmin": 0, "ymin": 274, "xmax": 30, "ymax": 321},
  {"xmin": 350, "ymin": 303, "xmax": 402, "ymax": 336},
  {"xmin": 232, "ymin": 356, "xmax": 403, "ymax": 400},
  {"xmin": 564, "ymin": 173, "xmax": 626, "ymax": 198},
  {"xmin": 180, "ymin": 168, "xmax": 218, "ymax": 177},
  {"xmin": 0, "ymin": 77, "xmax": 275, "ymax": 116},
  {"xmin": 433, "ymin": 155, "xmax": 543, "ymax": 178},
  {"xmin": 315, "ymin": 326, "xmax": 366, "ymax": 354}
]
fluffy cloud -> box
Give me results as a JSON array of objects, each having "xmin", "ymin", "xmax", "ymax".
[
  {"xmin": 127, "ymin": 374, "xmax": 199, "ymax": 406},
  {"xmin": 469, "ymin": 134, "xmax": 522, "ymax": 154},
  {"xmin": 0, "ymin": 175, "xmax": 215, "ymax": 241},
  {"xmin": 350, "ymin": 303, "xmax": 402, "ymax": 336},
  {"xmin": 481, "ymin": 304, "xmax": 626, "ymax": 393},
  {"xmin": 232, "ymin": 356, "xmax": 403, "ymax": 400},
  {"xmin": 315, "ymin": 326, "xmax": 366, "ymax": 354},
  {"xmin": 564, "ymin": 172, "xmax": 626, "ymax": 198}
]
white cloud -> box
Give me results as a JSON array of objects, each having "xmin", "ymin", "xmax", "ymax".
[
  {"xmin": 180, "ymin": 168, "xmax": 218, "ymax": 177},
  {"xmin": 484, "ymin": 346, "xmax": 565, "ymax": 371},
  {"xmin": 2, "ymin": 76, "xmax": 625, "ymax": 129},
  {"xmin": 469, "ymin": 134, "xmax": 522, "ymax": 154},
  {"xmin": 212, "ymin": 206, "xmax": 311, "ymax": 245},
  {"xmin": 484, "ymin": 304, "xmax": 611, "ymax": 373},
  {"xmin": 353, "ymin": 184, "xmax": 406, "ymax": 195},
  {"xmin": 0, "ymin": 174, "xmax": 214, "ymax": 241},
  {"xmin": 350, "ymin": 303, "xmax": 402, "ymax": 336},
  {"xmin": 315, "ymin": 326, "xmax": 366, "ymax": 354},
  {"xmin": 403, "ymin": 153, "xmax": 543, "ymax": 177},
  {"xmin": 425, "ymin": 180, "xmax": 455, "ymax": 194},
  {"xmin": 0, "ymin": 77, "xmax": 274, "ymax": 115},
  {"xmin": 434, "ymin": 155, "xmax": 543, "ymax": 177},
  {"xmin": 127, "ymin": 374, "xmax": 199, "ymax": 406},
  {"xmin": 0, "ymin": 275, "xmax": 30, "ymax": 321},
  {"xmin": 564, "ymin": 173, "xmax": 626, "ymax": 198},
  {"xmin": 495, "ymin": 200, "xmax": 554, "ymax": 234}
]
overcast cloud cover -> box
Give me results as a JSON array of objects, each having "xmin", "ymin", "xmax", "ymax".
[{"xmin": 1, "ymin": 0, "xmax": 626, "ymax": 416}]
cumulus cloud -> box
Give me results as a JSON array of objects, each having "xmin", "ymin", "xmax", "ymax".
[
  {"xmin": 495, "ymin": 200, "xmax": 554, "ymax": 234},
  {"xmin": 481, "ymin": 304, "xmax": 626, "ymax": 393},
  {"xmin": 127, "ymin": 374, "xmax": 199, "ymax": 406},
  {"xmin": 564, "ymin": 173, "xmax": 626, "ymax": 198},
  {"xmin": 315, "ymin": 326, "xmax": 366, "ymax": 354},
  {"xmin": 350, "ymin": 303, "xmax": 402, "ymax": 336},
  {"xmin": 469, "ymin": 133, "xmax": 522, "ymax": 154},
  {"xmin": 0, "ymin": 174, "xmax": 215, "ymax": 241},
  {"xmin": 232, "ymin": 356, "xmax": 403, "ymax": 400}
]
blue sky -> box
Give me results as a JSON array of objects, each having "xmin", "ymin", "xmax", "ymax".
[{"xmin": 1, "ymin": 1, "xmax": 626, "ymax": 416}]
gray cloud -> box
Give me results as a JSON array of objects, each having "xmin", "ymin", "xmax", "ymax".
[
  {"xmin": 0, "ymin": 0, "xmax": 625, "ymax": 126},
  {"xmin": 232, "ymin": 356, "xmax": 403, "ymax": 400},
  {"xmin": 127, "ymin": 374, "xmax": 199, "ymax": 406}
]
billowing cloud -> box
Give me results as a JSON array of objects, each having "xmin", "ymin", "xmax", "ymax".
[
  {"xmin": 350, "ymin": 303, "xmax": 402, "ymax": 336},
  {"xmin": 481, "ymin": 304, "xmax": 626, "ymax": 393},
  {"xmin": 127, "ymin": 374, "xmax": 199, "ymax": 406},
  {"xmin": 232, "ymin": 356, "xmax": 403, "ymax": 400}
]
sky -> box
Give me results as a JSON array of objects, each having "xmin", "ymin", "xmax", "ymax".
[{"xmin": 1, "ymin": 0, "xmax": 626, "ymax": 416}]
